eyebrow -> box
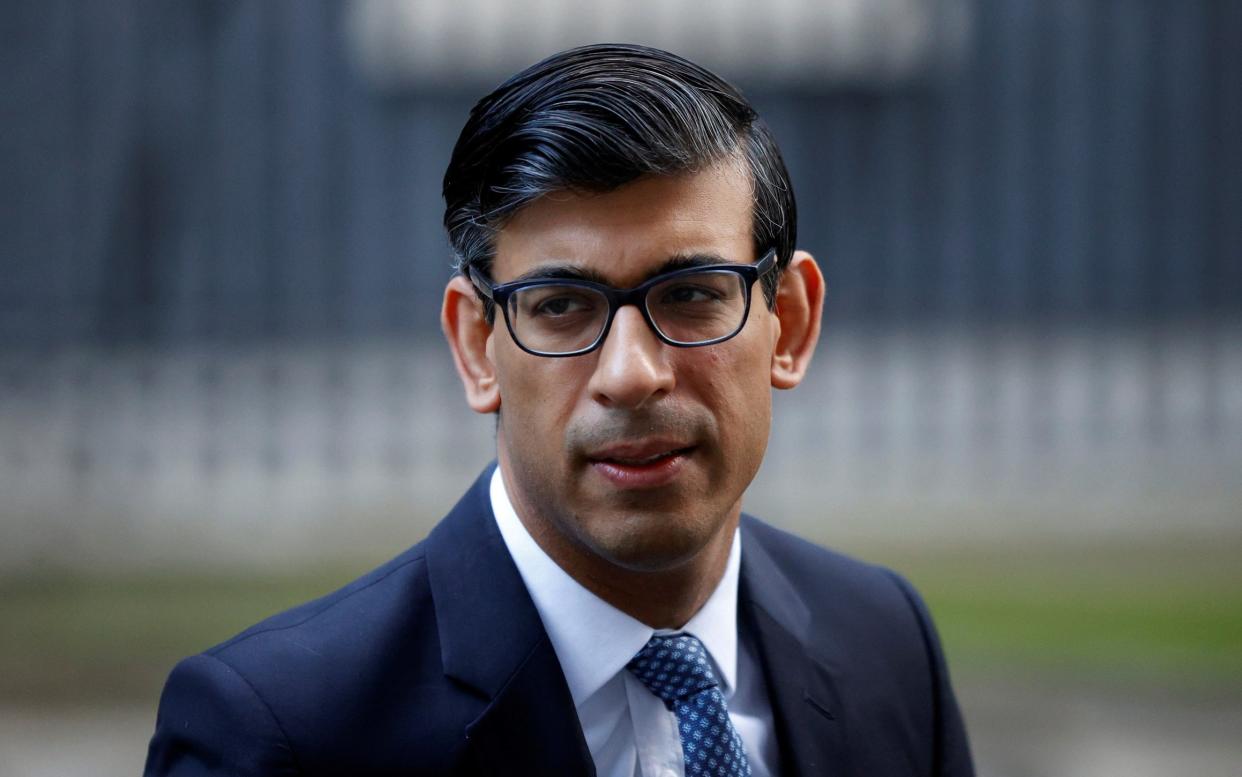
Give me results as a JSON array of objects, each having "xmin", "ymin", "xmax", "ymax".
[{"xmin": 509, "ymin": 252, "xmax": 732, "ymax": 286}]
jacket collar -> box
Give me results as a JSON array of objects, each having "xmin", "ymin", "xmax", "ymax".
[
  {"xmin": 424, "ymin": 464, "xmax": 595, "ymax": 776},
  {"xmin": 739, "ymin": 515, "xmax": 852, "ymax": 777}
]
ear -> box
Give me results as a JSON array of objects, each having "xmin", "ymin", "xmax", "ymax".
[
  {"xmin": 770, "ymin": 250, "xmax": 824, "ymax": 390},
  {"xmin": 442, "ymin": 274, "xmax": 501, "ymax": 413}
]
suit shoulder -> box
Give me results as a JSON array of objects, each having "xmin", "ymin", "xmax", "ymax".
[
  {"xmin": 146, "ymin": 652, "xmax": 301, "ymax": 776},
  {"xmin": 205, "ymin": 540, "xmax": 434, "ymax": 672}
]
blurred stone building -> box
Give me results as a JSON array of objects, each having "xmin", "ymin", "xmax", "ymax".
[{"xmin": 2, "ymin": 0, "xmax": 1240, "ymax": 571}]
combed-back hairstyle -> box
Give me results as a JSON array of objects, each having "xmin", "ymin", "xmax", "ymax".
[{"xmin": 442, "ymin": 43, "xmax": 797, "ymax": 319}]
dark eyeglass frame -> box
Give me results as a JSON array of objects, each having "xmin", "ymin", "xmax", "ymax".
[{"xmin": 468, "ymin": 248, "xmax": 778, "ymax": 358}]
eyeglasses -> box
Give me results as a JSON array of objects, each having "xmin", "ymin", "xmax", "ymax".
[{"xmin": 468, "ymin": 249, "xmax": 778, "ymax": 357}]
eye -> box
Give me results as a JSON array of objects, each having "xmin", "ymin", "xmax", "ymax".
[
  {"xmin": 521, "ymin": 288, "xmax": 601, "ymax": 318},
  {"xmin": 536, "ymin": 296, "xmax": 587, "ymax": 316},
  {"xmin": 660, "ymin": 282, "xmax": 724, "ymax": 304}
]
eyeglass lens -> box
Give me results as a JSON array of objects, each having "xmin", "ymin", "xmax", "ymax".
[{"xmin": 506, "ymin": 270, "xmax": 749, "ymax": 354}]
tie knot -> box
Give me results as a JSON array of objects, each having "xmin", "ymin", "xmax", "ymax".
[{"xmin": 626, "ymin": 633, "xmax": 719, "ymax": 708}]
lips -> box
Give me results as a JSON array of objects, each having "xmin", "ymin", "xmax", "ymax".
[
  {"xmin": 585, "ymin": 440, "xmax": 696, "ymax": 489},
  {"xmin": 587, "ymin": 439, "xmax": 694, "ymax": 464}
]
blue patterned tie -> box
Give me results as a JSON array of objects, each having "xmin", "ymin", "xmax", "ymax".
[{"xmin": 627, "ymin": 633, "xmax": 752, "ymax": 777}]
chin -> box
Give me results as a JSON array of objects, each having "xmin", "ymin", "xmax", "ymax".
[{"xmin": 577, "ymin": 510, "xmax": 719, "ymax": 573}]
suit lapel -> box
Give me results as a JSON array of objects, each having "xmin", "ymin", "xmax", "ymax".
[
  {"xmin": 463, "ymin": 638, "xmax": 595, "ymax": 776},
  {"xmin": 425, "ymin": 466, "xmax": 595, "ymax": 776},
  {"xmin": 739, "ymin": 517, "xmax": 852, "ymax": 777},
  {"xmin": 423, "ymin": 471, "xmax": 849, "ymax": 776}
]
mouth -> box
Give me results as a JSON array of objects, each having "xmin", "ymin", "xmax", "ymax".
[{"xmin": 585, "ymin": 441, "xmax": 697, "ymax": 489}]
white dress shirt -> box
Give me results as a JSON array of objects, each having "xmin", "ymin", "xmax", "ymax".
[{"xmin": 490, "ymin": 468, "xmax": 777, "ymax": 777}]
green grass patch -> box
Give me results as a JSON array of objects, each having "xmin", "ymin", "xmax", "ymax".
[
  {"xmin": 3, "ymin": 536, "xmax": 1240, "ymax": 703},
  {"xmin": 867, "ymin": 536, "xmax": 1242, "ymax": 692},
  {"xmin": 0, "ymin": 568, "xmax": 365, "ymax": 703}
]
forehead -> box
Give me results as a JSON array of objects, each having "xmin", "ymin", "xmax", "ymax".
[{"xmin": 492, "ymin": 160, "xmax": 753, "ymax": 285}]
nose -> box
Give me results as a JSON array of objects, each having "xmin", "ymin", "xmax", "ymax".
[{"xmin": 587, "ymin": 305, "xmax": 675, "ymax": 410}]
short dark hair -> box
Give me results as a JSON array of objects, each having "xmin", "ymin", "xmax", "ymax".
[{"xmin": 442, "ymin": 43, "xmax": 797, "ymax": 318}]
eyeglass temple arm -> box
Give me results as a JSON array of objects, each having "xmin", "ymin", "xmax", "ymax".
[
  {"xmin": 466, "ymin": 267, "xmax": 496, "ymax": 301},
  {"xmin": 755, "ymin": 248, "xmax": 778, "ymax": 277}
]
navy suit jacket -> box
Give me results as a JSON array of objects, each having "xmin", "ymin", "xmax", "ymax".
[{"xmin": 145, "ymin": 466, "xmax": 974, "ymax": 776}]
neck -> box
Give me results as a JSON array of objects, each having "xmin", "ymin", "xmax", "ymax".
[{"xmin": 568, "ymin": 524, "xmax": 736, "ymax": 629}]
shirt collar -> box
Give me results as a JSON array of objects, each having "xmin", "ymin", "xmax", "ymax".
[{"xmin": 489, "ymin": 467, "xmax": 741, "ymax": 706}]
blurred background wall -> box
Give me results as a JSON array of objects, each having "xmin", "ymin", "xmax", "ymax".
[{"xmin": 2, "ymin": 1, "xmax": 1240, "ymax": 776}]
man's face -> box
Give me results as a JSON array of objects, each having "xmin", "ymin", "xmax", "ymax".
[{"xmin": 486, "ymin": 159, "xmax": 779, "ymax": 573}]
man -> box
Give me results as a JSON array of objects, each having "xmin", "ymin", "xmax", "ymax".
[{"xmin": 146, "ymin": 44, "xmax": 973, "ymax": 776}]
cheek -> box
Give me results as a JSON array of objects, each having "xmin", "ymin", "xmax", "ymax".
[
  {"xmin": 495, "ymin": 347, "xmax": 585, "ymax": 442},
  {"xmin": 693, "ymin": 340, "xmax": 773, "ymax": 441},
  {"xmin": 713, "ymin": 324, "xmax": 776, "ymax": 393}
]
